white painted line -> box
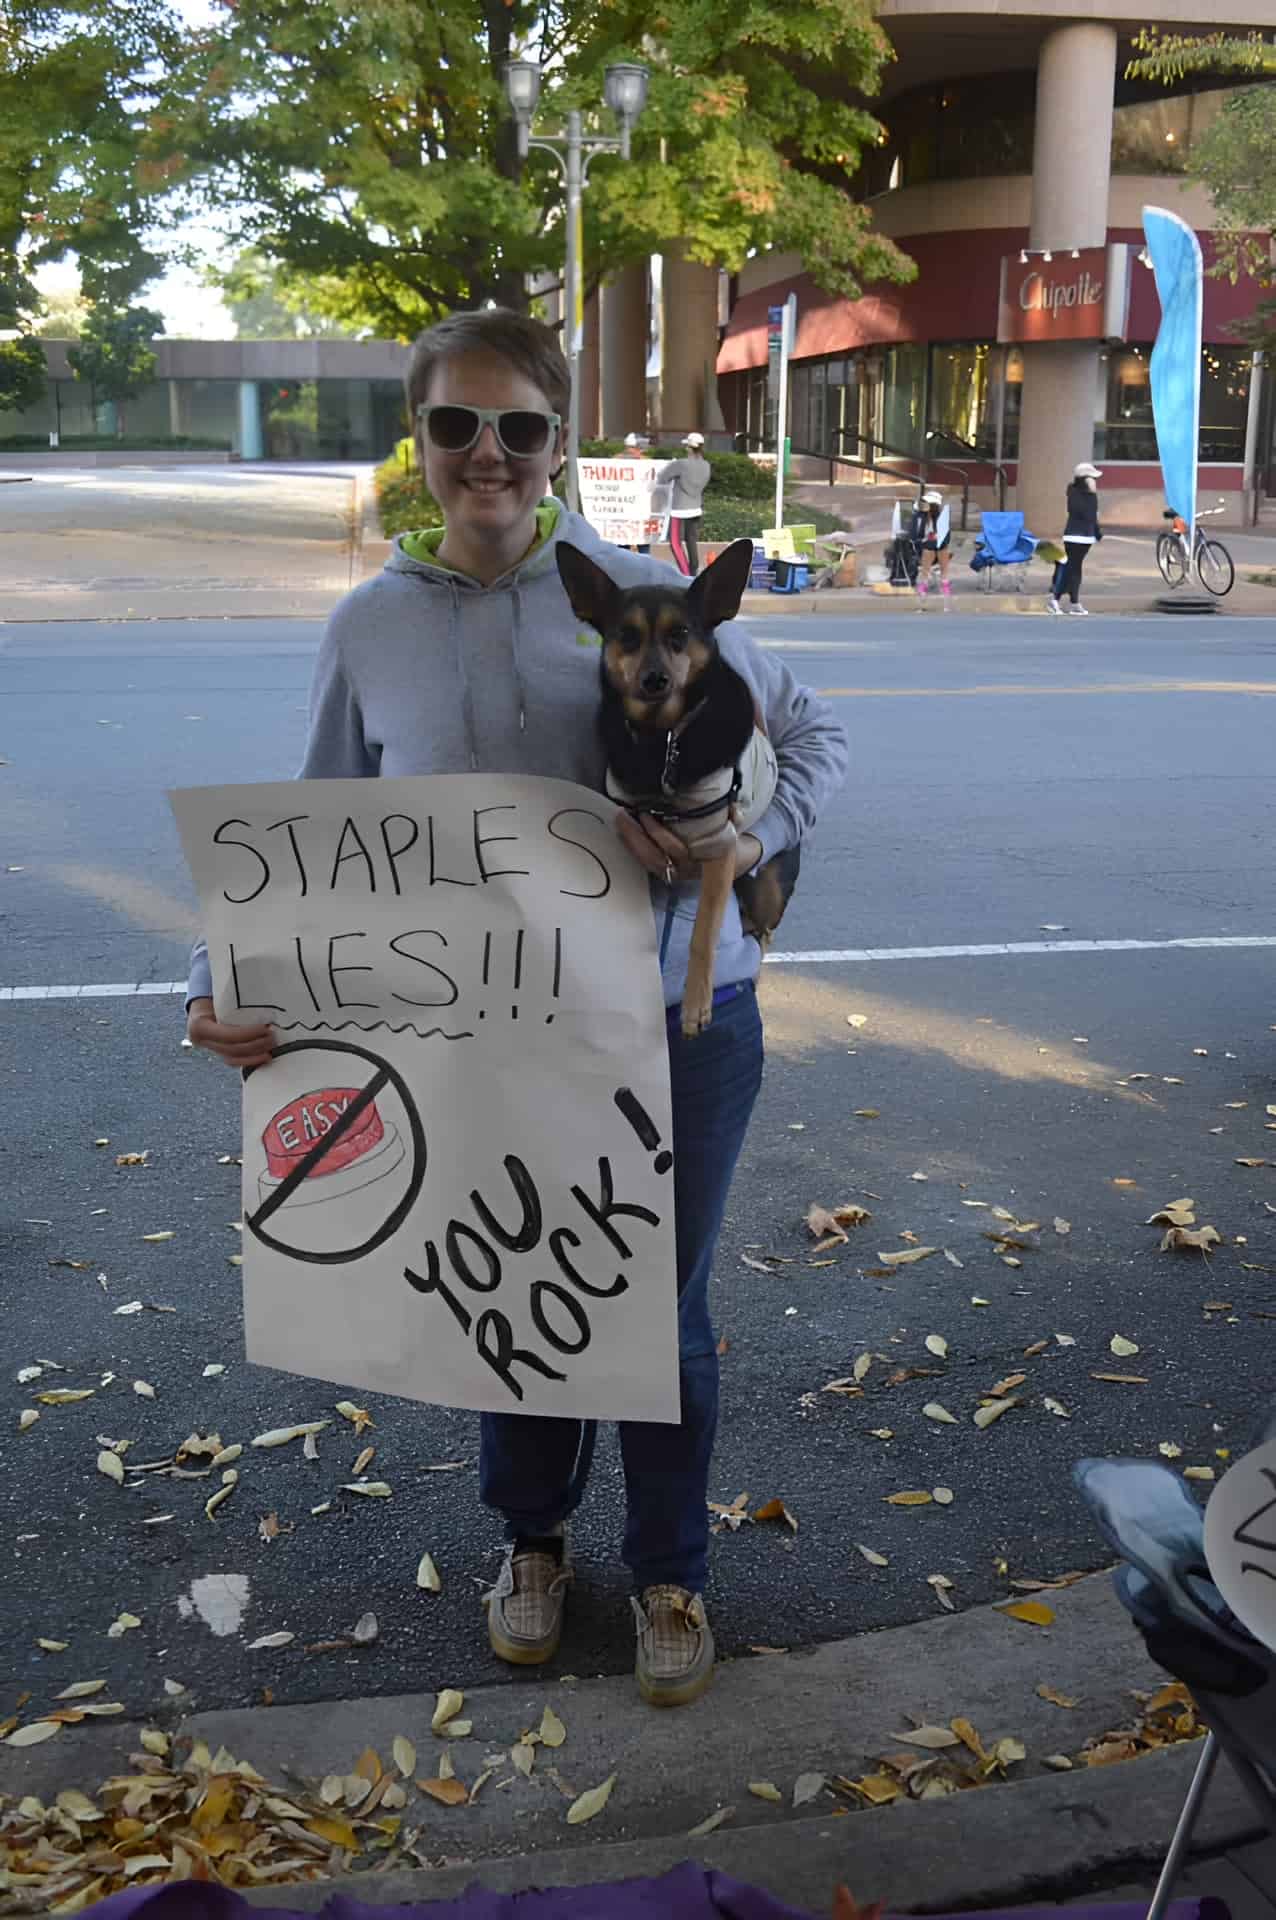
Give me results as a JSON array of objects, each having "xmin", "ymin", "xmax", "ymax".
[
  {"xmin": 765, "ymin": 935, "xmax": 1276, "ymax": 965},
  {"xmin": 5, "ymin": 934, "xmax": 1276, "ymax": 1004}
]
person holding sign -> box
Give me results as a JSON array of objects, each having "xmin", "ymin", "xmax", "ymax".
[{"xmin": 185, "ymin": 307, "xmax": 845, "ymax": 1709}]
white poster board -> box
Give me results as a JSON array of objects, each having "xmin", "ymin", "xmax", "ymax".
[
  {"xmin": 170, "ymin": 775, "xmax": 679, "ymax": 1423},
  {"xmin": 1204, "ymin": 1436, "xmax": 1276, "ymax": 1654},
  {"xmin": 578, "ymin": 457, "xmax": 671, "ymax": 546}
]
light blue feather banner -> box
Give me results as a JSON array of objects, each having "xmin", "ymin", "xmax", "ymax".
[{"xmin": 1142, "ymin": 207, "xmax": 1203, "ymax": 553}]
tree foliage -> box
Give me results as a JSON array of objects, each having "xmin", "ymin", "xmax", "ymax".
[
  {"xmin": 67, "ymin": 305, "xmax": 164, "ymax": 427},
  {"xmin": 0, "ymin": 0, "xmax": 180, "ymax": 318},
  {"xmin": 217, "ymin": 249, "xmax": 363, "ymax": 339},
  {"xmin": 0, "ymin": 332, "xmax": 48, "ymax": 411},
  {"xmin": 154, "ymin": 0, "xmax": 913, "ymax": 341},
  {"xmin": 1127, "ymin": 32, "xmax": 1276, "ymax": 313}
]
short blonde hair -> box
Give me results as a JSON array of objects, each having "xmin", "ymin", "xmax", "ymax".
[{"xmin": 405, "ymin": 308, "xmax": 570, "ymax": 424}]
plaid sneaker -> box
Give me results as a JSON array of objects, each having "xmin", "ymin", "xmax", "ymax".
[
  {"xmin": 632, "ymin": 1584, "xmax": 715, "ymax": 1708},
  {"xmin": 485, "ymin": 1531, "xmax": 572, "ymax": 1666}
]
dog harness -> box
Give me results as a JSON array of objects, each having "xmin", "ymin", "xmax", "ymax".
[{"xmin": 606, "ymin": 720, "xmax": 778, "ymax": 862}]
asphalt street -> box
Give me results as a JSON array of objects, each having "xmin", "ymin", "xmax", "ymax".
[{"xmin": 2, "ymin": 606, "xmax": 1275, "ymax": 1727}]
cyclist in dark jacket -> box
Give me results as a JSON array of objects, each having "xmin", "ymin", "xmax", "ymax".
[{"xmin": 1048, "ymin": 461, "xmax": 1102, "ymax": 616}]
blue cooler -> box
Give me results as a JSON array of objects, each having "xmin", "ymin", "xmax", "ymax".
[{"xmin": 770, "ymin": 557, "xmax": 810, "ymax": 594}]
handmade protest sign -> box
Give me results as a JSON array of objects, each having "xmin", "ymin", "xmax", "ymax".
[
  {"xmin": 577, "ymin": 457, "xmax": 671, "ymax": 547},
  {"xmin": 170, "ymin": 774, "xmax": 679, "ymax": 1422},
  {"xmin": 1204, "ymin": 1436, "xmax": 1276, "ymax": 1654}
]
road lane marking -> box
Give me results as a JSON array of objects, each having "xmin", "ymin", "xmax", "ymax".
[
  {"xmin": 812, "ymin": 681, "xmax": 1276, "ymax": 698},
  {"xmin": 6, "ymin": 933, "xmax": 1276, "ymax": 1003}
]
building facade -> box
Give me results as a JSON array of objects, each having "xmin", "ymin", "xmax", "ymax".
[
  {"xmin": 1, "ymin": 337, "xmax": 412, "ymax": 461},
  {"xmin": 711, "ymin": 0, "xmax": 1275, "ymax": 528}
]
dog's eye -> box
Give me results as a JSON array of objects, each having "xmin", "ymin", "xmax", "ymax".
[
  {"xmin": 619, "ymin": 626, "xmax": 645, "ymax": 652},
  {"xmin": 666, "ymin": 625, "xmax": 690, "ymax": 648}
]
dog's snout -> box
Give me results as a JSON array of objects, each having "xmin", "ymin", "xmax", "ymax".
[{"xmin": 640, "ymin": 667, "xmax": 670, "ymax": 696}]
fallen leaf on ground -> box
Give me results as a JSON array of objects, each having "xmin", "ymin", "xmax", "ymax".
[
  {"xmin": 247, "ymin": 1631, "xmax": 295, "ymax": 1650},
  {"xmin": 95, "ymin": 1450, "xmax": 124, "ymax": 1486},
  {"xmin": 418, "ymin": 1776, "xmax": 468, "ymax": 1806},
  {"xmin": 885, "ymin": 1490, "xmax": 933, "ymax": 1506},
  {"xmin": 846, "ymin": 1773, "xmax": 901, "ymax": 1805},
  {"xmin": 1053, "ymin": 1218, "xmax": 1071, "ymax": 1235},
  {"xmin": 878, "ymin": 1247, "xmax": 937, "ymax": 1267},
  {"xmin": 989, "ymin": 1373, "xmax": 1026, "ymax": 1397},
  {"xmin": 855, "ymin": 1544, "xmax": 889, "ymax": 1566},
  {"xmin": 748, "ymin": 1781, "xmax": 783, "ymax": 1802},
  {"xmin": 432, "ymin": 1689, "xmax": 464, "ymax": 1734},
  {"xmin": 1043, "ymin": 1397, "xmax": 1071, "ymax": 1419},
  {"xmin": 927, "ymin": 1574, "xmax": 955, "ymax": 1611},
  {"xmin": 1161, "ymin": 1224, "xmax": 1221, "ymax": 1253},
  {"xmin": 5, "ymin": 1721, "xmax": 60, "ymax": 1747},
  {"xmin": 753, "ymin": 1497, "xmax": 798, "ymax": 1532},
  {"xmin": 566, "ymin": 1774, "xmax": 617, "ymax": 1825},
  {"xmin": 540, "ymin": 1706, "xmax": 566, "ymax": 1749},
  {"xmin": 55, "ymin": 1680, "xmax": 106, "ymax": 1700},
  {"xmin": 1110, "ymin": 1335, "xmax": 1140, "ymax": 1357},
  {"xmin": 688, "ymin": 1806, "xmax": 735, "ymax": 1837},
  {"xmin": 932, "ymin": 1486, "xmax": 955, "ymax": 1505},
  {"xmin": 923, "ymin": 1403, "xmax": 958, "ymax": 1426},
  {"xmin": 416, "ymin": 1552, "xmax": 442, "ymax": 1593},
  {"xmin": 1037, "ymin": 1684, "xmax": 1078, "ymax": 1708},
  {"xmin": 343, "ymin": 1480, "xmax": 392, "ymax": 1497},
  {"xmin": 392, "ymin": 1736, "xmax": 416, "ymax": 1778},
  {"xmin": 1184, "ymin": 1466, "xmax": 1216, "ymax": 1482},
  {"xmin": 252, "ymin": 1421, "xmax": 330, "ymax": 1449},
  {"xmin": 1091, "ymin": 1372, "xmax": 1148, "ymax": 1385},
  {"xmin": 1235, "ymin": 1158, "xmax": 1268, "ymax": 1169},
  {"xmin": 106, "ymin": 1612, "xmax": 140, "ymax": 1638},
  {"xmin": 353, "ymin": 1612, "xmax": 379, "ymax": 1645},
  {"xmin": 924, "ymin": 1334, "xmax": 948, "ymax": 1358},
  {"xmin": 892, "ymin": 1726, "xmax": 960, "ymax": 1749},
  {"xmin": 944, "ymin": 1249, "xmax": 964, "ymax": 1268},
  {"xmin": 793, "ymin": 1772, "xmax": 825, "ymax": 1807},
  {"xmin": 998, "ymin": 1601, "xmax": 1055, "ymax": 1626},
  {"xmin": 141, "ymin": 1232, "xmax": 174, "ymax": 1243},
  {"xmin": 853, "ymin": 1352, "xmax": 872, "ymax": 1383},
  {"xmin": 973, "ymin": 1399, "xmax": 1017, "ymax": 1429}
]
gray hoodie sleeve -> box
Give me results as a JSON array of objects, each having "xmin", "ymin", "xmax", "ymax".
[
  {"xmin": 185, "ymin": 609, "xmax": 378, "ymax": 1008},
  {"xmin": 717, "ymin": 623, "xmax": 847, "ymax": 865}
]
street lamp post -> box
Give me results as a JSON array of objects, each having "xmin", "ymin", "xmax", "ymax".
[{"xmin": 504, "ymin": 59, "xmax": 648, "ymax": 512}]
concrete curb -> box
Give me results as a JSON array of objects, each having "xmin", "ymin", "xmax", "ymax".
[
  {"xmin": 238, "ymin": 1743, "xmax": 1263, "ymax": 1913},
  {"xmin": 735, "ymin": 587, "xmax": 1276, "ymax": 618},
  {"xmin": 2, "ymin": 1574, "xmax": 1256, "ymax": 1914}
]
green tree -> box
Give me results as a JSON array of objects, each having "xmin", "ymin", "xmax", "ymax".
[
  {"xmin": 0, "ymin": 332, "xmax": 48, "ymax": 411},
  {"xmin": 67, "ymin": 304, "xmax": 164, "ymax": 432},
  {"xmin": 0, "ymin": 0, "xmax": 180, "ymax": 318},
  {"xmin": 1127, "ymin": 34, "xmax": 1276, "ymax": 329},
  {"xmin": 155, "ymin": 0, "xmax": 912, "ymax": 341},
  {"xmin": 32, "ymin": 284, "xmax": 91, "ymax": 337},
  {"xmin": 216, "ymin": 248, "xmax": 362, "ymax": 339}
]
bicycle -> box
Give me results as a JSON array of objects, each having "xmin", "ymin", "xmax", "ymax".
[{"xmin": 1155, "ymin": 501, "xmax": 1234, "ymax": 597}]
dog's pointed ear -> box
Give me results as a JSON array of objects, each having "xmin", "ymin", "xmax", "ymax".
[
  {"xmin": 556, "ymin": 542, "xmax": 621, "ymax": 634},
  {"xmin": 685, "ymin": 538, "xmax": 754, "ymax": 631}
]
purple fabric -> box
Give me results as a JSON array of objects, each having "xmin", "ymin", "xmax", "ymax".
[
  {"xmin": 84, "ymin": 1865, "xmax": 811, "ymax": 1919},
  {"xmin": 81, "ymin": 1881, "xmax": 1225, "ymax": 1920}
]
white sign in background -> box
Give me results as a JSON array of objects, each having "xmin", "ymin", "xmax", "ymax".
[
  {"xmin": 577, "ymin": 458, "xmax": 672, "ymax": 546},
  {"xmin": 170, "ymin": 775, "xmax": 679, "ymax": 1423},
  {"xmin": 1204, "ymin": 1435, "xmax": 1276, "ymax": 1655}
]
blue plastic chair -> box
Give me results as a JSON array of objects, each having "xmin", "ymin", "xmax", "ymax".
[
  {"xmin": 970, "ymin": 510, "xmax": 1038, "ymax": 593},
  {"xmin": 1074, "ymin": 1416, "xmax": 1276, "ymax": 1920}
]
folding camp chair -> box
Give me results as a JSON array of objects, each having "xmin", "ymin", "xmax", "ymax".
[
  {"xmin": 886, "ymin": 498, "xmax": 924, "ymax": 586},
  {"xmin": 1074, "ymin": 1417, "xmax": 1276, "ymax": 1920},
  {"xmin": 969, "ymin": 510, "xmax": 1038, "ymax": 593}
]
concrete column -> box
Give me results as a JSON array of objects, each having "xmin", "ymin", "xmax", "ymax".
[
  {"xmin": 580, "ymin": 290, "xmax": 600, "ymax": 441},
  {"xmin": 237, "ymin": 379, "xmax": 264, "ymax": 461},
  {"xmin": 168, "ymin": 379, "xmax": 182, "ymax": 437},
  {"xmin": 600, "ymin": 260, "xmax": 648, "ymax": 438},
  {"xmin": 659, "ymin": 248, "xmax": 719, "ymax": 437},
  {"xmin": 1015, "ymin": 23, "xmax": 1117, "ymax": 538}
]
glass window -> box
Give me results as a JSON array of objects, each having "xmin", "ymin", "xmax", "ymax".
[
  {"xmin": 1111, "ymin": 88, "xmax": 1228, "ymax": 177},
  {"xmin": 880, "ymin": 344, "xmax": 925, "ymax": 457},
  {"xmin": 927, "ymin": 343, "xmax": 996, "ymax": 457},
  {"xmin": 1097, "ymin": 344, "xmax": 1250, "ymax": 465}
]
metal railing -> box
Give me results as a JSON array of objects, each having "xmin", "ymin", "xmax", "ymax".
[
  {"xmin": 924, "ymin": 427, "xmax": 1010, "ymax": 513},
  {"xmin": 732, "ymin": 429, "xmax": 974, "ymax": 532}
]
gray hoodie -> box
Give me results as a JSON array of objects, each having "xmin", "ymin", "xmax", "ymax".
[
  {"xmin": 658, "ymin": 452, "xmax": 712, "ymax": 516},
  {"xmin": 186, "ymin": 500, "xmax": 846, "ymax": 1010}
]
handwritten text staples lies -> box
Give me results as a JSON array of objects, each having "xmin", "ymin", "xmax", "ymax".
[{"xmin": 170, "ymin": 775, "xmax": 680, "ymax": 1421}]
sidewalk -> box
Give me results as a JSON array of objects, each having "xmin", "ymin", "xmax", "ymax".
[{"xmin": 3, "ymin": 1573, "xmax": 1268, "ymax": 1914}]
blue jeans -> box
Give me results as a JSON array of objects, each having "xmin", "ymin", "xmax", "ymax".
[{"xmin": 479, "ymin": 981, "xmax": 764, "ymax": 1591}]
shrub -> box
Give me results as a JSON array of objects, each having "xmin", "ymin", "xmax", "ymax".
[
  {"xmin": 0, "ymin": 433, "xmax": 231, "ymax": 450},
  {"xmin": 374, "ymin": 438, "xmax": 442, "ymax": 537}
]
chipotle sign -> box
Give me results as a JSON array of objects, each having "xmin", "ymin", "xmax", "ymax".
[{"xmin": 998, "ymin": 244, "xmax": 1131, "ymax": 344}]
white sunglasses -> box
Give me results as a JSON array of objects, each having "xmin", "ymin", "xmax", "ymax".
[{"xmin": 417, "ymin": 404, "xmax": 561, "ymax": 459}]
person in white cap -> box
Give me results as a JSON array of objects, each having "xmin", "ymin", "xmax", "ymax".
[
  {"xmin": 1048, "ymin": 461, "xmax": 1103, "ymax": 615},
  {"xmin": 914, "ymin": 488, "xmax": 952, "ymax": 603},
  {"xmin": 658, "ymin": 431, "xmax": 712, "ymax": 574},
  {"xmin": 622, "ymin": 432, "xmax": 652, "ymax": 552}
]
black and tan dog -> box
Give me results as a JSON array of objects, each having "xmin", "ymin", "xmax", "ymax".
[{"xmin": 556, "ymin": 536, "xmax": 800, "ymax": 1036}]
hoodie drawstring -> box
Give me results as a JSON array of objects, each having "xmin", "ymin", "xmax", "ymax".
[
  {"xmin": 510, "ymin": 583, "xmax": 528, "ymax": 734},
  {"xmin": 446, "ymin": 576, "xmax": 480, "ymax": 772}
]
